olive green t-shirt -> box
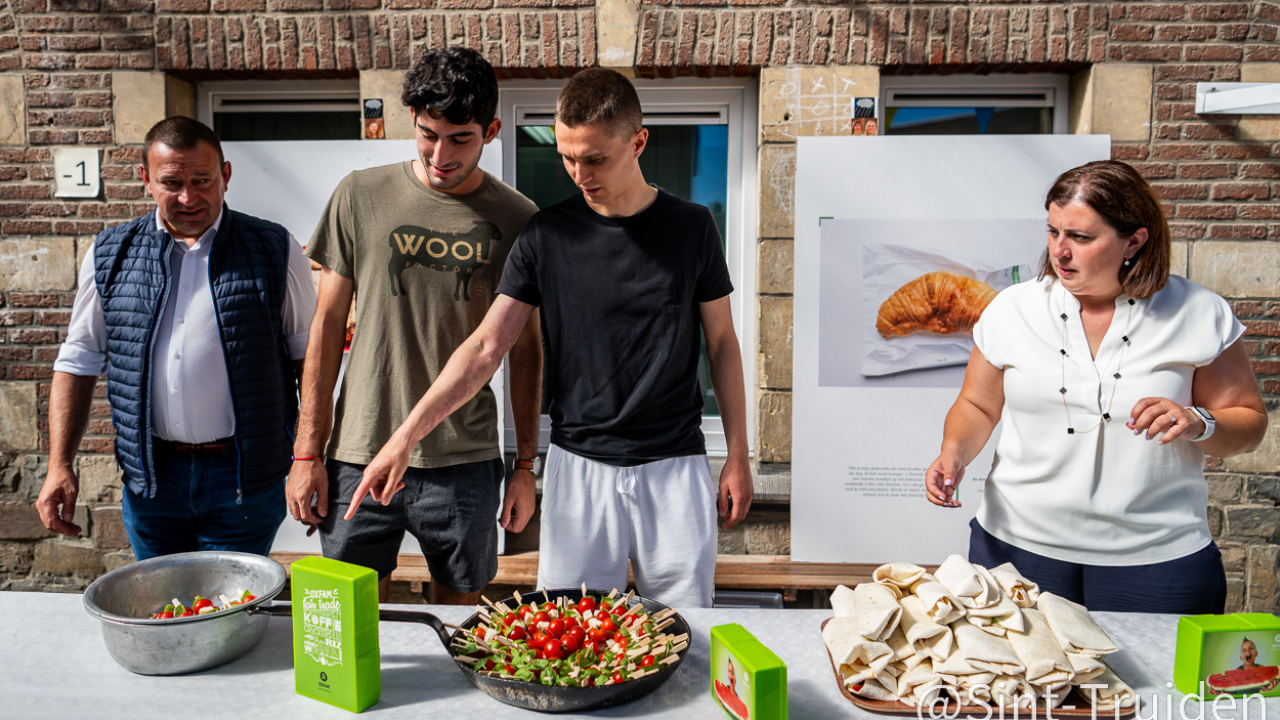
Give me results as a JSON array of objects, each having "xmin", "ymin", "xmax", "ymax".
[{"xmin": 305, "ymin": 161, "xmax": 537, "ymax": 468}]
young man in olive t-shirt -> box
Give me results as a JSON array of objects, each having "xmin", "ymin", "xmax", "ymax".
[
  {"xmin": 287, "ymin": 47, "xmax": 543, "ymax": 605},
  {"xmin": 346, "ymin": 69, "xmax": 754, "ymax": 609}
]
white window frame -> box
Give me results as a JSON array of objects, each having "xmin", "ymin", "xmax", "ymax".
[
  {"xmin": 196, "ymin": 79, "xmax": 361, "ymax": 129},
  {"xmin": 497, "ymin": 78, "xmax": 759, "ymax": 457},
  {"xmin": 879, "ymin": 73, "xmax": 1070, "ymax": 134}
]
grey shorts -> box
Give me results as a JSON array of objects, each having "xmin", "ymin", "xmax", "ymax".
[{"xmin": 319, "ymin": 458, "xmax": 504, "ymax": 593}]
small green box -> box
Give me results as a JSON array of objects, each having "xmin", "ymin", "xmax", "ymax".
[
  {"xmin": 710, "ymin": 624, "xmax": 787, "ymax": 720},
  {"xmin": 290, "ymin": 556, "xmax": 381, "ymax": 712},
  {"xmin": 1175, "ymin": 613, "xmax": 1280, "ymax": 698}
]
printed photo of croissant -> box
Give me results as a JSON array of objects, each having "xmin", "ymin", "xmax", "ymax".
[{"xmin": 875, "ymin": 271, "xmax": 997, "ymax": 338}]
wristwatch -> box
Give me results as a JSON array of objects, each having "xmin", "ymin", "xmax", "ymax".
[
  {"xmin": 514, "ymin": 456, "xmax": 542, "ymax": 475},
  {"xmin": 1186, "ymin": 406, "xmax": 1216, "ymax": 442}
]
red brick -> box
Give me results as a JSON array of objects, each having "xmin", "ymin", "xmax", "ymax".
[
  {"xmin": 1119, "ymin": 44, "xmax": 1180, "ymax": 62},
  {"xmin": 1242, "ymin": 163, "xmax": 1280, "ymax": 179},
  {"xmin": 1185, "ymin": 44, "xmax": 1243, "ymax": 62},
  {"xmin": 0, "ymin": 311, "xmax": 34, "ymax": 325},
  {"xmin": 1156, "ymin": 65, "xmax": 1215, "ymax": 82},
  {"xmin": 1111, "ymin": 145, "xmax": 1149, "ymax": 161},
  {"xmin": 1212, "ymin": 183, "xmax": 1270, "ymax": 201},
  {"xmin": 1152, "ymin": 183, "xmax": 1210, "ymax": 200},
  {"xmin": 1239, "ymin": 205, "xmax": 1276, "ymax": 220},
  {"xmin": 47, "ymin": 35, "xmax": 103, "ymax": 52},
  {"xmin": 1157, "ymin": 25, "xmax": 1216, "ymax": 42},
  {"xmin": 1169, "ymin": 222, "xmax": 1207, "ymax": 239},
  {"xmin": 3, "ymin": 220, "xmax": 52, "ymax": 234},
  {"xmin": 1179, "ymin": 163, "xmax": 1236, "ymax": 179},
  {"xmin": 1177, "ymin": 204, "xmax": 1236, "ymax": 220},
  {"xmin": 1131, "ymin": 162, "xmax": 1176, "ymax": 179},
  {"xmin": 1188, "ymin": 3, "xmax": 1252, "ymax": 21},
  {"xmin": 1209, "ymin": 224, "xmax": 1269, "ymax": 239},
  {"xmin": 0, "ymin": 347, "xmax": 32, "ymax": 361},
  {"xmin": 9, "ymin": 365, "xmax": 54, "ymax": 380},
  {"xmin": 1129, "ymin": 4, "xmax": 1186, "ymax": 21},
  {"xmin": 1253, "ymin": 359, "xmax": 1280, "ymax": 376},
  {"xmin": 1110, "ymin": 24, "xmax": 1153, "ymax": 41},
  {"xmin": 1153, "ymin": 144, "xmax": 1211, "ymax": 160},
  {"xmin": 1183, "ymin": 123, "xmax": 1238, "ymax": 141},
  {"xmin": 1246, "ymin": 320, "xmax": 1280, "ymax": 337}
]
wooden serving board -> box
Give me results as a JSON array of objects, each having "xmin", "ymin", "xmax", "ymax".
[{"xmin": 820, "ymin": 618, "xmax": 1137, "ymax": 719}]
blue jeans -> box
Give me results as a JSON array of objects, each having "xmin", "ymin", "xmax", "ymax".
[
  {"xmin": 121, "ymin": 442, "xmax": 287, "ymax": 560},
  {"xmin": 968, "ymin": 518, "xmax": 1226, "ymax": 614}
]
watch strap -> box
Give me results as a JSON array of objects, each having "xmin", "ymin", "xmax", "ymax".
[
  {"xmin": 514, "ymin": 458, "xmax": 537, "ymax": 472},
  {"xmin": 1186, "ymin": 406, "xmax": 1215, "ymax": 442}
]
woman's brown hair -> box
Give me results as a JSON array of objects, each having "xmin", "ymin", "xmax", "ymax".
[{"xmin": 1040, "ymin": 160, "xmax": 1171, "ymax": 299}]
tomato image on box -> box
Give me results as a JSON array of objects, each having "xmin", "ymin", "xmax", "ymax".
[
  {"xmin": 291, "ymin": 556, "xmax": 381, "ymax": 712},
  {"xmin": 710, "ymin": 624, "xmax": 787, "ymax": 720},
  {"xmin": 1175, "ymin": 613, "xmax": 1280, "ymax": 698}
]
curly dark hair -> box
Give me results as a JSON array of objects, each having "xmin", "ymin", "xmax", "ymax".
[{"xmin": 401, "ymin": 46, "xmax": 498, "ymax": 128}]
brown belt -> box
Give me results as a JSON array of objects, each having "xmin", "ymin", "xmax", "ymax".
[{"xmin": 154, "ymin": 437, "xmax": 235, "ymax": 454}]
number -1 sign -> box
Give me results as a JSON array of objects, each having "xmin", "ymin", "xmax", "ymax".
[{"xmin": 53, "ymin": 147, "xmax": 101, "ymax": 198}]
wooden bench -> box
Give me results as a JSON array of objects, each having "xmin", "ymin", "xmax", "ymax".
[{"xmin": 270, "ymin": 551, "xmax": 879, "ymax": 601}]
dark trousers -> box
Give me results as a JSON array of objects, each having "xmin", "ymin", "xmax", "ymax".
[{"xmin": 968, "ymin": 518, "xmax": 1227, "ymax": 614}]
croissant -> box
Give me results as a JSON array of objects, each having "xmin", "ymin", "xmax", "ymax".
[{"xmin": 876, "ymin": 271, "xmax": 997, "ymax": 338}]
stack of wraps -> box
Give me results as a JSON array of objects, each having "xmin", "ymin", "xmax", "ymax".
[{"xmin": 821, "ymin": 555, "xmax": 1136, "ymax": 712}]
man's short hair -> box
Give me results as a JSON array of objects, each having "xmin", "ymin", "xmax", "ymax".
[
  {"xmin": 143, "ymin": 117, "xmax": 225, "ymax": 169},
  {"xmin": 556, "ymin": 68, "xmax": 643, "ymax": 138},
  {"xmin": 401, "ymin": 46, "xmax": 499, "ymax": 128}
]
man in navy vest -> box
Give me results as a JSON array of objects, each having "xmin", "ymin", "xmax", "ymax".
[{"xmin": 36, "ymin": 117, "xmax": 318, "ymax": 559}]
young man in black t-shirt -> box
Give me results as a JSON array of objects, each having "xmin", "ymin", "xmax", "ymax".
[{"xmin": 347, "ymin": 68, "xmax": 753, "ymax": 608}]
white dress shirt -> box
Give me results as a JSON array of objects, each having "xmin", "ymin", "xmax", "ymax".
[
  {"xmin": 972, "ymin": 275, "xmax": 1243, "ymax": 565},
  {"xmin": 53, "ymin": 209, "xmax": 317, "ymax": 443}
]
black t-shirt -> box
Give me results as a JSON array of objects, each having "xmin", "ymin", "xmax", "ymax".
[{"xmin": 496, "ymin": 187, "xmax": 734, "ymax": 466}]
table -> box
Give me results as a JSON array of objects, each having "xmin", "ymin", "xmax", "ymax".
[{"xmin": 3, "ymin": 591, "xmax": 1276, "ymax": 720}]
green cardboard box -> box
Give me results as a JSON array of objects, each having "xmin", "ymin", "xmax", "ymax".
[
  {"xmin": 710, "ymin": 623, "xmax": 787, "ymax": 720},
  {"xmin": 1175, "ymin": 613, "xmax": 1280, "ymax": 698},
  {"xmin": 290, "ymin": 556, "xmax": 381, "ymax": 712}
]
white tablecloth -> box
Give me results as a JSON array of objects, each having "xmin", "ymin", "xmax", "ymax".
[{"xmin": 2, "ymin": 591, "xmax": 1276, "ymax": 719}]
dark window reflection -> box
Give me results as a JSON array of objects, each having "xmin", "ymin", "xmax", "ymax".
[
  {"xmin": 884, "ymin": 107, "xmax": 1053, "ymax": 135},
  {"xmin": 214, "ymin": 111, "xmax": 362, "ymax": 141}
]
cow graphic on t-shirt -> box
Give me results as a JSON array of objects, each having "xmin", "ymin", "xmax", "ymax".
[{"xmin": 387, "ymin": 221, "xmax": 501, "ymax": 300}]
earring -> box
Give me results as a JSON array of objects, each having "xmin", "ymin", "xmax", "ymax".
[{"xmin": 1123, "ymin": 256, "xmax": 1131, "ymax": 267}]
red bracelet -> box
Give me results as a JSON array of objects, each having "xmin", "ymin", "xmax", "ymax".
[{"xmin": 293, "ymin": 455, "xmax": 321, "ymax": 462}]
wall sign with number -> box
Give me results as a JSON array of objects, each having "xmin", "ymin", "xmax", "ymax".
[{"xmin": 53, "ymin": 147, "xmax": 101, "ymax": 198}]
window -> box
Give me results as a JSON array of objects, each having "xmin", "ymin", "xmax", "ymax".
[
  {"xmin": 498, "ymin": 79, "xmax": 758, "ymax": 456},
  {"xmin": 879, "ymin": 74, "xmax": 1069, "ymax": 135},
  {"xmin": 197, "ymin": 79, "xmax": 362, "ymax": 141}
]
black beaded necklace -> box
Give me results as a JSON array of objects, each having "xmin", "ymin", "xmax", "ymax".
[{"xmin": 1058, "ymin": 287, "xmax": 1136, "ymax": 435}]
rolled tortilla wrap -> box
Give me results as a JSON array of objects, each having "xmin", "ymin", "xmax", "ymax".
[
  {"xmin": 990, "ymin": 675, "xmax": 1037, "ymax": 710},
  {"xmin": 953, "ymin": 622, "xmax": 1026, "ymax": 676},
  {"xmin": 887, "ymin": 626, "xmax": 924, "ymax": 670},
  {"xmin": 935, "ymin": 555, "xmax": 999, "ymax": 608},
  {"xmin": 1005, "ymin": 608, "xmax": 1074, "ymax": 687},
  {"xmin": 899, "ymin": 595, "xmax": 954, "ymax": 661},
  {"xmin": 1066, "ymin": 652, "xmax": 1105, "ymax": 684},
  {"xmin": 831, "ymin": 584, "xmax": 857, "ymax": 619},
  {"xmin": 874, "ymin": 562, "xmax": 927, "ymax": 591},
  {"xmin": 823, "ymin": 617, "xmax": 895, "ymax": 683},
  {"xmin": 1038, "ymin": 592, "xmax": 1118, "ymax": 657},
  {"xmin": 1078, "ymin": 667, "xmax": 1137, "ymax": 710},
  {"xmin": 966, "ymin": 591, "xmax": 1025, "ymax": 634},
  {"xmin": 854, "ymin": 582, "xmax": 903, "ymax": 641},
  {"xmin": 990, "ymin": 562, "xmax": 1040, "ymax": 608},
  {"xmin": 850, "ymin": 676, "xmax": 897, "ymax": 701},
  {"xmin": 915, "ymin": 581, "xmax": 967, "ymax": 625}
]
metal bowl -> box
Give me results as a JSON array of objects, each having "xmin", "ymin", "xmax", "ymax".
[{"xmin": 83, "ymin": 551, "xmax": 287, "ymax": 676}]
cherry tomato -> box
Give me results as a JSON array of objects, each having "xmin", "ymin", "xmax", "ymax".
[
  {"xmin": 595, "ymin": 609, "xmax": 611, "ymax": 623},
  {"xmin": 502, "ymin": 612, "xmax": 517, "ymax": 627},
  {"xmin": 615, "ymin": 637, "xmax": 631, "ymax": 650},
  {"xmin": 612, "ymin": 603, "xmax": 627, "ymax": 616},
  {"xmin": 483, "ymin": 659, "xmax": 496, "ymax": 671},
  {"xmin": 193, "ymin": 598, "xmax": 213, "ymax": 611},
  {"xmin": 507, "ymin": 625, "xmax": 527, "ymax": 641},
  {"xmin": 474, "ymin": 626, "xmax": 487, "ymax": 640},
  {"xmin": 547, "ymin": 619, "xmax": 566, "ymax": 638},
  {"xmin": 577, "ymin": 597, "xmax": 597, "ymax": 613},
  {"xmin": 543, "ymin": 638, "xmax": 562, "ymax": 657},
  {"xmin": 530, "ymin": 631, "xmax": 548, "ymax": 650},
  {"xmin": 533, "ymin": 611, "xmax": 551, "ymax": 625},
  {"xmin": 613, "ymin": 630, "xmax": 629, "ymax": 644},
  {"xmin": 640, "ymin": 654, "xmax": 656, "ymax": 668},
  {"xmin": 567, "ymin": 626, "xmax": 586, "ymax": 644},
  {"xmin": 156, "ymin": 611, "xmax": 174, "ymax": 619},
  {"xmin": 588, "ymin": 628, "xmax": 608, "ymax": 643},
  {"xmin": 641, "ymin": 621, "xmax": 655, "ymax": 636},
  {"xmin": 611, "ymin": 670, "xmax": 624, "ymax": 684},
  {"xmin": 517, "ymin": 604, "xmax": 534, "ymax": 620},
  {"xmin": 530, "ymin": 668, "xmax": 541, "ymax": 681},
  {"xmin": 562, "ymin": 616, "xmax": 579, "ymax": 630},
  {"xmin": 561, "ymin": 636, "xmax": 581, "ymax": 653},
  {"xmin": 242, "ymin": 595, "xmax": 256, "ymax": 602},
  {"xmin": 600, "ymin": 618, "xmax": 618, "ymax": 634},
  {"xmin": 504, "ymin": 663, "xmax": 517, "ymax": 675},
  {"xmin": 540, "ymin": 602, "xmax": 556, "ymax": 613}
]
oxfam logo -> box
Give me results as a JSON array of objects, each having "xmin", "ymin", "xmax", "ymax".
[{"xmin": 320, "ymin": 671, "xmax": 328, "ymax": 682}]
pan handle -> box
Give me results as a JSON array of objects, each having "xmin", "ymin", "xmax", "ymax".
[
  {"xmin": 244, "ymin": 602, "xmax": 293, "ymax": 618},
  {"xmin": 378, "ymin": 609, "xmax": 454, "ymax": 651}
]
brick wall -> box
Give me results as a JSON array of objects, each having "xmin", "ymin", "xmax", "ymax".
[{"xmin": 0, "ymin": 0, "xmax": 1277, "ymax": 608}]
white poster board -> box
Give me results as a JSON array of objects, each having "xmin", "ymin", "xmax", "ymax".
[
  {"xmin": 221, "ymin": 139, "xmax": 507, "ymax": 555},
  {"xmin": 791, "ymin": 135, "xmax": 1110, "ymax": 564}
]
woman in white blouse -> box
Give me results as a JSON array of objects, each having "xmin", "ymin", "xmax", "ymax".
[{"xmin": 925, "ymin": 160, "xmax": 1268, "ymax": 613}]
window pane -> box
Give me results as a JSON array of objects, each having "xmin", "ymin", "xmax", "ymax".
[
  {"xmin": 514, "ymin": 124, "xmax": 729, "ymax": 416},
  {"xmin": 213, "ymin": 111, "xmax": 361, "ymax": 141},
  {"xmin": 884, "ymin": 107, "xmax": 1053, "ymax": 135}
]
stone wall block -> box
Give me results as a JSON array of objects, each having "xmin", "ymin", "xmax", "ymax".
[
  {"xmin": 1247, "ymin": 476, "xmax": 1280, "ymax": 505},
  {"xmin": 77, "ymin": 456, "xmax": 123, "ymax": 504},
  {"xmin": 717, "ymin": 523, "xmax": 746, "ymax": 554},
  {"xmin": 0, "ymin": 384, "xmax": 39, "ymax": 454},
  {"xmin": 0, "ymin": 237, "xmax": 76, "ymax": 292},
  {"xmin": 102, "ymin": 549, "xmax": 136, "ymax": 573},
  {"xmin": 111, "ymin": 71, "xmax": 166, "ymax": 145},
  {"xmin": 758, "ymin": 239, "xmax": 793, "ymax": 295},
  {"xmin": 0, "ymin": 541, "xmax": 34, "ymax": 574},
  {"xmin": 597, "ymin": 0, "xmax": 639, "ymax": 70},
  {"xmin": 32, "ymin": 539, "xmax": 105, "ymax": 577},
  {"xmin": 1246, "ymin": 544, "xmax": 1280, "ymax": 613},
  {"xmin": 757, "ymin": 295, "xmax": 792, "ymax": 389},
  {"xmin": 758, "ymin": 143, "xmax": 794, "ymax": 239},
  {"xmin": 1221, "ymin": 541, "xmax": 1246, "ymax": 573},
  {"xmin": 1191, "ymin": 241, "xmax": 1280, "ymax": 298},
  {"xmin": 1070, "ymin": 64, "xmax": 1153, "ymax": 142},
  {"xmin": 757, "ymin": 390, "xmax": 791, "ymax": 463},
  {"xmin": 1207, "ymin": 474, "xmax": 1242, "ymax": 504},
  {"xmin": 90, "ymin": 505, "xmax": 129, "ymax": 549},
  {"xmin": 1226, "ymin": 576, "xmax": 1245, "ymax": 613},
  {"xmin": 359, "ymin": 69, "xmax": 414, "ymax": 141},
  {"xmin": 0, "ymin": 73, "xmax": 24, "ymax": 144},
  {"xmin": 1170, "ymin": 239, "xmax": 1188, "ymax": 277},
  {"xmin": 1223, "ymin": 404, "xmax": 1280, "ymax": 475},
  {"xmin": 0, "ymin": 501, "xmax": 55, "ymax": 539},
  {"xmin": 0, "ymin": 455, "xmax": 20, "ymax": 493},
  {"xmin": 760, "ymin": 65, "xmax": 879, "ymax": 143},
  {"xmin": 1226, "ymin": 505, "xmax": 1280, "ymax": 541},
  {"xmin": 744, "ymin": 512, "xmax": 790, "ymax": 555},
  {"xmin": 18, "ymin": 454, "xmax": 48, "ymax": 499}
]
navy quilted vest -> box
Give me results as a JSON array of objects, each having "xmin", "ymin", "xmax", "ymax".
[{"xmin": 93, "ymin": 208, "xmax": 299, "ymax": 498}]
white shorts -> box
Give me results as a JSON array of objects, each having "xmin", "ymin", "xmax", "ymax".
[{"xmin": 536, "ymin": 445, "xmax": 719, "ymax": 608}]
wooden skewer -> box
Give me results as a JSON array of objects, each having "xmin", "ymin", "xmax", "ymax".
[
  {"xmin": 653, "ymin": 608, "xmax": 677, "ymax": 621},
  {"xmin": 455, "ymin": 655, "xmax": 481, "ymax": 664},
  {"xmin": 541, "ymin": 587, "xmax": 551, "ymax": 603},
  {"xmin": 513, "ymin": 590, "xmax": 523, "ymax": 605},
  {"xmin": 623, "ymin": 604, "xmax": 644, "ymax": 619},
  {"xmin": 655, "ymin": 618, "xmax": 676, "ymax": 632},
  {"xmin": 481, "ymin": 595, "xmax": 502, "ymax": 611},
  {"xmin": 443, "ymin": 622, "xmax": 463, "ymax": 631},
  {"xmin": 581, "ymin": 582, "xmax": 588, "ymax": 599},
  {"xmin": 621, "ymin": 590, "xmax": 635, "ymax": 605},
  {"xmin": 608, "ymin": 588, "xmax": 619, "ymax": 599},
  {"xmin": 670, "ymin": 641, "xmax": 688, "ymax": 654},
  {"xmin": 660, "ymin": 654, "xmax": 681, "ymax": 666}
]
